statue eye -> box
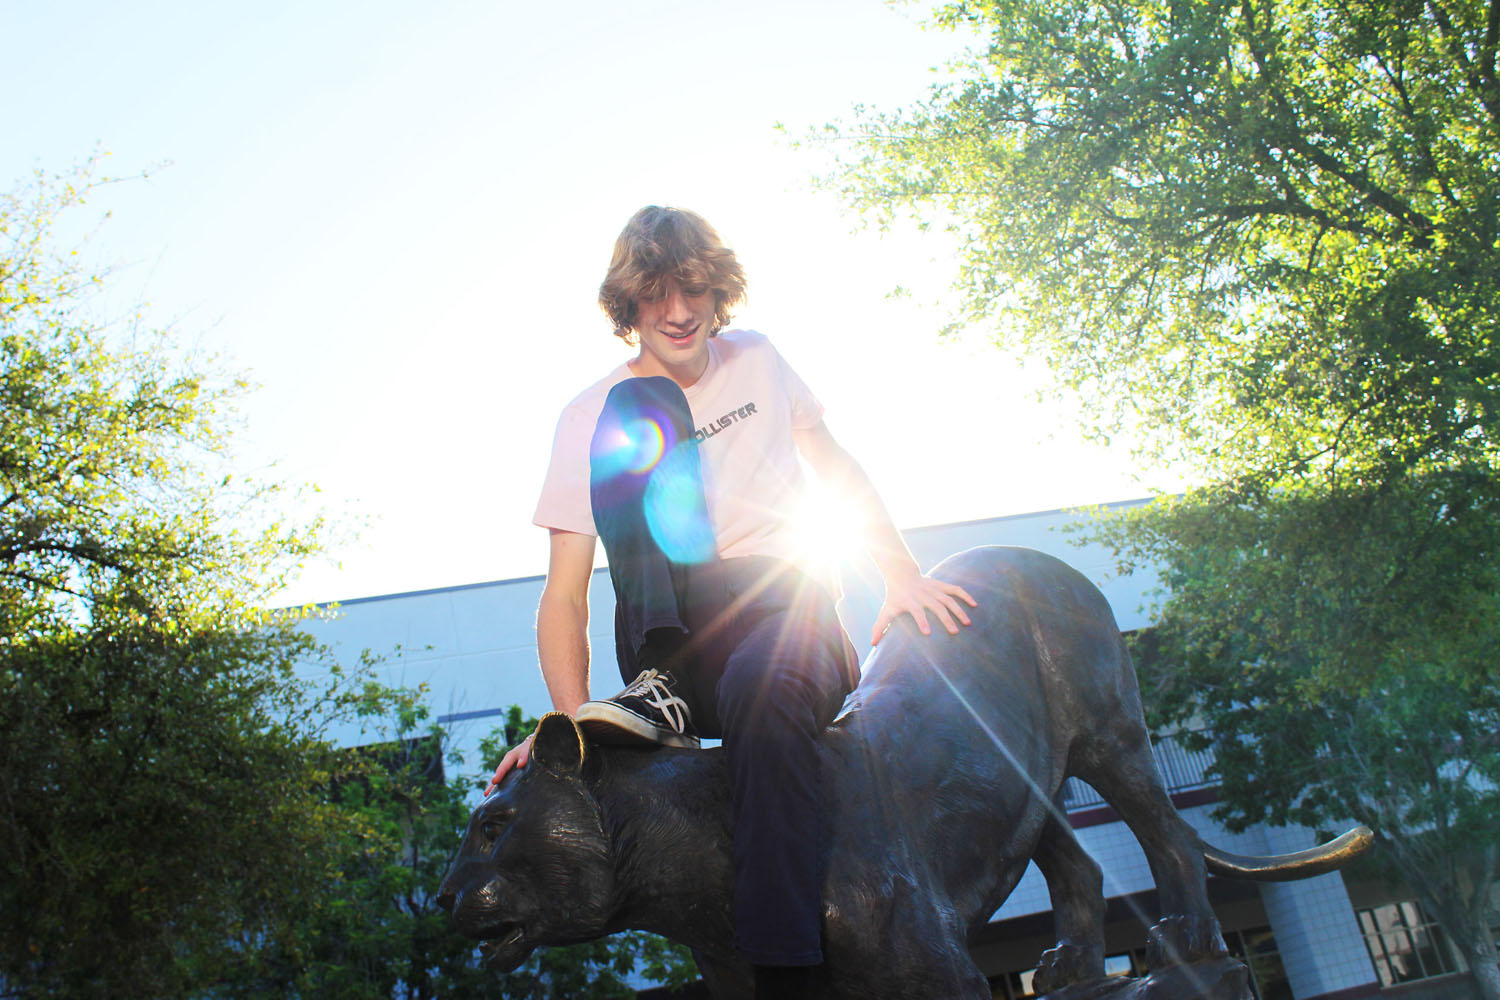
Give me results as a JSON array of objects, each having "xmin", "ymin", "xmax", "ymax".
[{"xmin": 481, "ymin": 808, "xmax": 515, "ymax": 844}]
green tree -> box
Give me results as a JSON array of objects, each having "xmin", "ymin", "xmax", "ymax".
[
  {"xmin": 215, "ymin": 694, "xmax": 495, "ymax": 1000},
  {"xmin": 0, "ymin": 163, "xmax": 400, "ymax": 997},
  {"xmin": 1091, "ymin": 485, "xmax": 1500, "ymax": 991},
  {"xmin": 824, "ymin": 1, "xmax": 1500, "ymax": 995}
]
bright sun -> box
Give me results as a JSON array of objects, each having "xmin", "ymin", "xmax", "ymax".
[{"xmin": 786, "ymin": 486, "xmax": 866, "ymax": 575}]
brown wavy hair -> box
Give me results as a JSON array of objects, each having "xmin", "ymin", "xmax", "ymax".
[{"xmin": 598, "ymin": 206, "xmax": 747, "ymax": 343}]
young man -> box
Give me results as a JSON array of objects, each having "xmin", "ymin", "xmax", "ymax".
[{"xmin": 487, "ymin": 206, "xmax": 974, "ymax": 997}]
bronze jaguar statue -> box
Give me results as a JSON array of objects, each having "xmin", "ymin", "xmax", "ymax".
[{"xmin": 439, "ymin": 545, "xmax": 1370, "ymax": 998}]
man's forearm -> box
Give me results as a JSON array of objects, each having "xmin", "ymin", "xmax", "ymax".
[
  {"xmin": 828, "ymin": 447, "xmax": 922, "ymax": 583},
  {"xmin": 859, "ymin": 487, "xmax": 921, "ymax": 582},
  {"xmin": 536, "ymin": 594, "xmax": 591, "ymax": 715}
]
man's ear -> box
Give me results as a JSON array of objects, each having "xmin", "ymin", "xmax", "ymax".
[{"xmin": 530, "ymin": 711, "xmax": 587, "ymax": 777}]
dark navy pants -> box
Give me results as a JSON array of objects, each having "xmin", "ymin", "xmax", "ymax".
[{"xmin": 589, "ymin": 376, "xmax": 853, "ymax": 966}]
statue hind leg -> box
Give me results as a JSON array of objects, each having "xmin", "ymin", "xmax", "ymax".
[
  {"xmin": 1030, "ymin": 800, "xmax": 1106, "ymax": 993},
  {"xmin": 1076, "ymin": 719, "xmax": 1228, "ymax": 969}
]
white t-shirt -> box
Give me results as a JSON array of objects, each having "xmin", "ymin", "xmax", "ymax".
[{"xmin": 534, "ymin": 329, "xmax": 824, "ymax": 569}]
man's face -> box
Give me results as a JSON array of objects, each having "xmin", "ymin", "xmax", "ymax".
[{"xmin": 631, "ymin": 277, "xmax": 715, "ymax": 385}]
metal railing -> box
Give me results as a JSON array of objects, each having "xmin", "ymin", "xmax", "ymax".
[{"xmin": 1061, "ymin": 731, "xmax": 1217, "ymax": 812}]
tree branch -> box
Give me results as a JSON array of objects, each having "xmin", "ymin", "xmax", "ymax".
[
  {"xmin": 1241, "ymin": 0, "xmax": 1437, "ymax": 245},
  {"xmin": 1486, "ymin": 0, "xmax": 1500, "ymax": 96},
  {"xmin": 1426, "ymin": 0, "xmax": 1500, "ymax": 126}
]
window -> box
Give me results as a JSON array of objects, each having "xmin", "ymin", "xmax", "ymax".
[
  {"xmin": 988, "ymin": 966, "xmax": 1034, "ymax": 999},
  {"xmin": 1357, "ymin": 900, "xmax": 1459, "ymax": 987},
  {"xmin": 1232, "ymin": 926, "xmax": 1292, "ymax": 1000}
]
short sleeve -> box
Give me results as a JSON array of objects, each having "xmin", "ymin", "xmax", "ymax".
[
  {"xmin": 532, "ymin": 403, "xmax": 600, "ymax": 536},
  {"xmin": 767, "ymin": 339, "xmax": 824, "ymax": 430}
]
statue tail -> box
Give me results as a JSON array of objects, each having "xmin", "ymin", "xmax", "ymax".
[{"xmin": 1204, "ymin": 825, "xmax": 1374, "ymax": 881}]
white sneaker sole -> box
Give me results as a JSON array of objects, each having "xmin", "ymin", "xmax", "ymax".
[{"xmin": 575, "ymin": 701, "xmax": 700, "ymax": 749}]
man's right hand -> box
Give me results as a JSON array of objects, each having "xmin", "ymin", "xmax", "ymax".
[{"xmin": 485, "ymin": 732, "xmax": 536, "ymax": 796}]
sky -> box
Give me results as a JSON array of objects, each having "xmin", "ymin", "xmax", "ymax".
[{"xmin": 3, "ymin": 1, "xmax": 1183, "ymax": 605}]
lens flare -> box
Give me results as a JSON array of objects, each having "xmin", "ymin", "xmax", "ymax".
[
  {"xmin": 592, "ymin": 416, "xmax": 668, "ymax": 479},
  {"xmin": 624, "ymin": 418, "xmax": 666, "ymax": 473},
  {"xmin": 645, "ymin": 442, "xmax": 716, "ymax": 564}
]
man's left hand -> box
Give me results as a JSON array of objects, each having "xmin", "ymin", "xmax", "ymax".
[{"xmin": 871, "ymin": 572, "xmax": 977, "ymax": 646}]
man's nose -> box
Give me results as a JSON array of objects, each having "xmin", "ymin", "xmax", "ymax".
[{"xmin": 664, "ymin": 290, "xmax": 693, "ymax": 324}]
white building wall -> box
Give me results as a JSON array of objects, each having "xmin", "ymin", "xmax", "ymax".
[
  {"xmin": 298, "ymin": 500, "xmax": 1161, "ymax": 767},
  {"xmin": 1254, "ymin": 823, "xmax": 1379, "ymax": 998}
]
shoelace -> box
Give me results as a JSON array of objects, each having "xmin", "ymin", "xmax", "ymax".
[{"xmin": 621, "ymin": 669, "xmax": 691, "ymax": 733}]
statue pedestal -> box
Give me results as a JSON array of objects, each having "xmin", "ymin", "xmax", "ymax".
[{"xmin": 1041, "ymin": 958, "xmax": 1251, "ymax": 1000}]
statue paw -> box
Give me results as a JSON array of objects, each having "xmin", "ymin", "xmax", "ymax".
[
  {"xmin": 1145, "ymin": 914, "xmax": 1228, "ymax": 968},
  {"xmin": 1033, "ymin": 939, "xmax": 1104, "ymax": 994}
]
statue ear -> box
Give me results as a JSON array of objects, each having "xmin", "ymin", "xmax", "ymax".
[{"xmin": 530, "ymin": 711, "xmax": 587, "ymax": 776}]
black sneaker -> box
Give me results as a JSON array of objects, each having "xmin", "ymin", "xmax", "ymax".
[{"xmin": 575, "ymin": 669, "xmax": 699, "ymax": 749}]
